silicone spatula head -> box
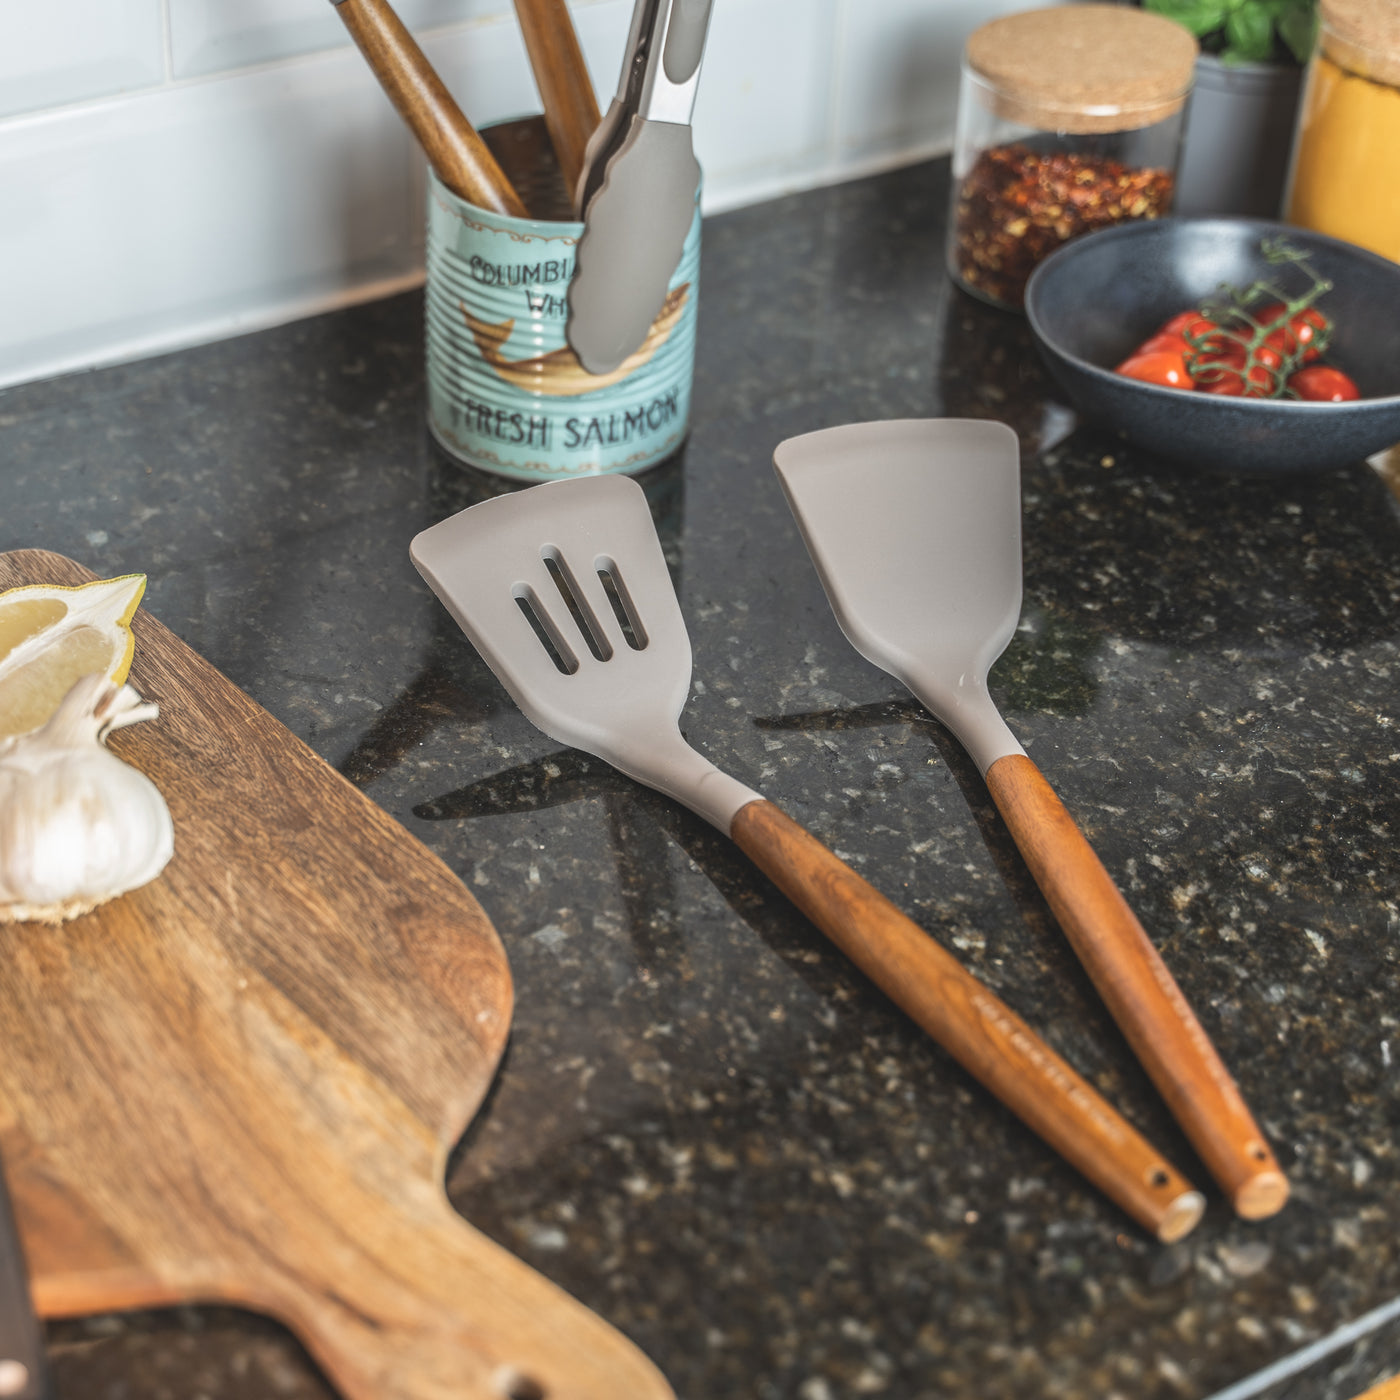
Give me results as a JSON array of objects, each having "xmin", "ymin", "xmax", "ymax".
[
  {"xmin": 773, "ymin": 418, "xmax": 1025, "ymax": 772},
  {"xmin": 410, "ymin": 475, "xmax": 692, "ymax": 755},
  {"xmin": 409, "ymin": 474, "xmax": 758, "ymax": 831}
]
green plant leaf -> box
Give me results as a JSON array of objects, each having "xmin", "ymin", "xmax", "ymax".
[
  {"xmin": 1277, "ymin": 1, "xmax": 1319, "ymax": 63},
  {"xmin": 1224, "ymin": 3, "xmax": 1277, "ymax": 61},
  {"xmin": 1143, "ymin": 0, "xmax": 1230, "ymax": 39}
]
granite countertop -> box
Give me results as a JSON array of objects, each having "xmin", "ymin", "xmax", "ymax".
[{"xmin": 3, "ymin": 158, "xmax": 1400, "ymax": 1400}]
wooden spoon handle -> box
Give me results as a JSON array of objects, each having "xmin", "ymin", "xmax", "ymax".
[
  {"xmin": 513, "ymin": 0, "xmax": 601, "ymax": 196},
  {"xmin": 984, "ymin": 753, "xmax": 1289, "ymax": 1220},
  {"xmin": 729, "ymin": 799, "xmax": 1205, "ymax": 1242},
  {"xmin": 334, "ymin": 0, "xmax": 529, "ymax": 216}
]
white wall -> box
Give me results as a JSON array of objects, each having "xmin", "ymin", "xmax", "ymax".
[{"xmin": 0, "ymin": 0, "xmax": 1051, "ymax": 390}]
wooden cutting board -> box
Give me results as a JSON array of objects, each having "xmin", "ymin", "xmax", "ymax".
[{"xmin": 0, "ymin": 550, "xmax": 673, "ymax": 1400}]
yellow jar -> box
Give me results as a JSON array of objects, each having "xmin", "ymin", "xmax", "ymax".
[{"xmin": 1285, "ymin": 0, "xmax": 1400, "ymax": 262}]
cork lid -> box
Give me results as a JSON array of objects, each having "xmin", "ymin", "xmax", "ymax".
[
  {"xmin": 965, "ymin": 4, "xmax": 1198, "ymax": 134},
  {"xmin": 1321, "ymin": 0, "xmax": 1400, "ymax": 88}
]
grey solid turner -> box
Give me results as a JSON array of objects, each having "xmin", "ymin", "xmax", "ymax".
[
  {"xmin": 410, "ymin": 474, "xmax": 1208, "ymax": 1243},
  {"xmin": 772, "ymin": 417, "xmax": 1289, "ymax": 1220}
]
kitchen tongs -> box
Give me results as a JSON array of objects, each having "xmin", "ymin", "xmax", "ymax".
[
  {"xmin": 411, "ymin": 475, "xmax": 1205, "ymax": 1242},
  {"xmin": 567, "ymin": 0, "xmax": 713, "ymax": 375},
  {"xmin": 773, "ymin": 418, "xmax": 1289, "ymax": 1220}
]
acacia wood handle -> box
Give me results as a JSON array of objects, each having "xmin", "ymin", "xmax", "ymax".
[
  {"xmin": 983, "ymin": 753, "xmax": 1289, "ymax": 1220},
  {"xmin": 513, "ymin": 0, "xmax": 601, "ymax": 196},
  {"xmin": 729, "ymin": 800, "xmax": 1205, "ymax": 1242},
  {"xmin": 336, "ymin": 0, "xmax": 529, "ymax": 216}
]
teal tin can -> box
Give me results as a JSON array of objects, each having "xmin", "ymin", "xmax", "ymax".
[{"xmin": 424, "ymin": 119, "xmax": 700, "ymax": 481}]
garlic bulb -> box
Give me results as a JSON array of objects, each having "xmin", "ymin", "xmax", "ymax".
[{"xmin": 0, "ymin": 672, "xmax": 174, "ymax": 924}]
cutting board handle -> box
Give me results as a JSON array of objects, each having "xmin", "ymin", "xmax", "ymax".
[
  {"xmin": 262, "ymin": 1190, "xmax": 672, "ymax": 1400},
  {"xmin": 984, "ymin": 753, "xmax": 1289, "ymax": 1219},
  {"xmin": 26, "ymin": 1178, "xmax": 672, "ymax": 1400},
  {"xmin": 729, "ymin": 799, "xmax": 1205, "ymax": 1243}
]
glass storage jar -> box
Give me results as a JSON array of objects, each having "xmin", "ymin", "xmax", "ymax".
[
  {"xmin": 948, "ymin": 4, "xmax": 1196, "ymax": 310},
  {"xmin": 1285, "ymin": 0, "xmax": 1400, "ymax": 263}
]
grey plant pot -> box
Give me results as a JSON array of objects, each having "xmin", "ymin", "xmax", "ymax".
[{"xmin": 1174, "ymin": 53, "xmax": 1305, "ymax": 218}]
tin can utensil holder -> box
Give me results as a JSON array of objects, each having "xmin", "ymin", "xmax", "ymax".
[{"xmin": 425, "ymin": 117, "xmax": 700, "ymax": 481}]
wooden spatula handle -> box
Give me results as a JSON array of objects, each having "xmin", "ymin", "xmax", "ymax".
[
  {"xmin": 513, "ymin": 0, "xmax": 601, "ymax": 196},
  {"xmin": 983, "ymin": 753, "xmax": 1289, "ymax": 1220},
  {"xmin": 335, "ymin": 0, "xmax": 529, "ymax": 216},
  {"xmin": 729, "ymin": 800, "xmax": 1205, "ymax": 1243}
]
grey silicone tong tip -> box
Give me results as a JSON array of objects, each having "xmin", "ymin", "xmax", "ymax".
[{"xmin": 567, "ymin": 0, "xmax": 713, "ymax": 376}]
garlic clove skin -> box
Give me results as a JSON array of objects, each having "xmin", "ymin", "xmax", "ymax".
[{"xmin": 1, "ymin": 673, "xmax": 174, "ymax": 925}]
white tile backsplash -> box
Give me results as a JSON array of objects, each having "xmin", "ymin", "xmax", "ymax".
[
  {"xmin": 0, "ymin": 0, "xmax": 1059, "ymax": 390},
  {"xmin": 168, "ymin": 0, "xmax": 509, "ymax": 80},
  {"xmin": 834, "ymin": 0, "xmax": 1057, "ymax": 161},
  {"xmin": 0, "ymin": 0, "xmax": 165, "ymax": 121},
  {"xmin": 692, "ymin": 0, "xmax": 840, "ymax": 193},
  {"xmin": 0, "ymin": 47, "xmax": 423, "ymax": 388},
  {"xmin": 418, "ymin": 9, "xmax": 570, "ymax": 128}
]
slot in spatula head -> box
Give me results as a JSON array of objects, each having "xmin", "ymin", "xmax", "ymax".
[
  {"xmin": 409, "ymin": 474, "xmax": 693, "ymax": 770},
  {"xmin": 773, "ymin": 419, "xmax": 1025, "ymax": 764}
]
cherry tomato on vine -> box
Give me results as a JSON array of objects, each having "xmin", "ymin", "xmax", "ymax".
[
  {"xmin": 1288, "ymin": 365, "xmax": 1360, "ymax": 401},
  {"xmin": 1135, "ymin": 331, "xmax": 1192, "ymax": 357},
  {"xmin": 1126, "ymin": 312, "xmax": 1229, "ymax": 371},
  {"xmin": 1195, "ymin": 353, "xmax": 1278, "ymax": 397},
  {"xmin": 1196, "ymin": 365, "xmax": 1247, "ymax": 396},
  {"xmin": 1191, "ymin": 340, "xmax": 1243, "ymax": 390},
  {"xmin": 1158, "ymin": 310, "xmax": 1218, "ymax": 341},
  {"xmin": 1115, "ymin": 350, "xmax": 1193, "ymax": 389},
  {"xmin": 1257, "ymin": 303, "xmax": 1329, "ymax": 363},
  {"xmin": 1158, "ymin": 311, "xmax": 1194, "ymax": 335}
]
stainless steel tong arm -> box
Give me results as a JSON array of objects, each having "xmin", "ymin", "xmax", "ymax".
[{"xmin": 612, "ymin": 0, "xmax": 712, "ymax": 126}]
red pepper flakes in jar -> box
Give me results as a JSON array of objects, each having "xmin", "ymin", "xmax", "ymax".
[
  {"xmin": 949, "ymin": 5, "xmax": 1197, "ymax": 311},
  {"xmin": 955, "ymin": 146, "xmax": 1175, "ymax": 309}
]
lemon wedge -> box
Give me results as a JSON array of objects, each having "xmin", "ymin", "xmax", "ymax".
[{"xmin": 0, "ymin": 574, "xmax": 147, "ymax": 742}]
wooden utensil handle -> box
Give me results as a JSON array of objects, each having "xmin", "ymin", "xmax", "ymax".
[
  {"xmin": 729, "ymin": 800, "xmax": 1205, "ymax": 1243},
  {"xmin": 274, "ymin": 1193, "xmax": 673, "ymax": 1400},
  {"xmin": 513, "ymin": 0, "xmax": 601, "ymax": 196},
  {"xmin": 336, "ymin": 0, "xmax": 529, "ymax": 216},
  {"xmin": 984, "ymin": 753, "xmax": 1288, "ymax": 1220}
]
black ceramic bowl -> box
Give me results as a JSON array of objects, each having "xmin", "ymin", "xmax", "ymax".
[{"xmin": 1024, "ymin": 218, "xmax": 1400, "ymax": 473}]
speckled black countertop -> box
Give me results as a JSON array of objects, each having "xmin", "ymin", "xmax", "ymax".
[{"xmin": 3, "ymin": 158, "xmax": 1400, "ymax": 1400}]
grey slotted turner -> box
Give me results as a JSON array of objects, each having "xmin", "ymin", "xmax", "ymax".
[
  {"xmin": 410, "ymin": 473, "xmax": 1206, "ymax": 1243},
  {"xmin": 773, "ymin": 417, "xmax": 1289, "ymax": 1221}
]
